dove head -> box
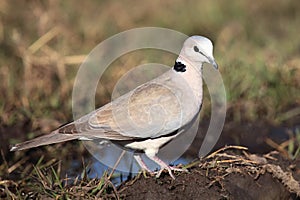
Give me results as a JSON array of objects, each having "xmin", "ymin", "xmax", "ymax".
[{"xmin": 179, "ymin": 36, "xmax": 218, "ymax": 69}]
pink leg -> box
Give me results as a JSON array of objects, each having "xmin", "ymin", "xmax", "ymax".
[
  {"xmin": 148, "ymin": 155, "xmax": 188, "ymax": 179},
  {"xmin": 134, "ymin": 155, "xmax": 152, "ymax": 172}
]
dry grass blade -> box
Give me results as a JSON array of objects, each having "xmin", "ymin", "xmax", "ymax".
[
  {"xmin": 265, "ymin": 138, "xmax": 289, "ymax": 158},
  {"xmin": 96, "ymin": 150, "xmax": 126, "ymax": 200},
  {"xmin": 205, "ymin": 145, "xmax": 248, "ymax": 159},
  {"xmin": 276, "ymin": 107, "xmax": 300, "ymax": 122},
  {"xmin": 63, "ymin": 55, "xmax": 87, "ymax": 65},
  {"xmin": 7, "ymin": 156, "xmax": 29, "ymax": 174},
  {"xmin": 28, "ymin": 26, "xmax": 61, "ymax": 54}
]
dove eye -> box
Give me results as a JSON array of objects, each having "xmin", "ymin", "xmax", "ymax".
[{"xmin": 193, "ymin": 46, "xmax": 199, "ymax": 52}]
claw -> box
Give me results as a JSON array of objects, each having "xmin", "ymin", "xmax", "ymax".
[
  {"xmin": 134, "ymin": 155, "xmax": 188, "ymax": 179},
  {"xmin": 155, "ymin": 165, "xmax": 188, "ymax": 179}
]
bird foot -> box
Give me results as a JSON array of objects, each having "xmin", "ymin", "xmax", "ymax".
[
  {"xmin": 134, "ymin": 155, "xmax": 188, "ymax": 179},
  {"xmin": 155, "ymin": 165, "xmax": 188, "ymax": 179}
]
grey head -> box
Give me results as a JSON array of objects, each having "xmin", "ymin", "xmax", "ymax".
[{"xmin": 178, "ymin": 36, "xmax": 218, "ymax": 69}]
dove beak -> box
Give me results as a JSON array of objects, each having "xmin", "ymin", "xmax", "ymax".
[{"xmin": 208, "ymin": 57, "xmax": 218, "ymax": 70}]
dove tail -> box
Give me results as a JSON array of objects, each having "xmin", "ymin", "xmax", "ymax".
[{"xmin": 10, "ymin": 130, "xmax": 79, "ymax": 151}]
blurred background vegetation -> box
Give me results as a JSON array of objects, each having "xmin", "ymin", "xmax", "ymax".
[{"xmin": 0, "ymin": 0, "xmax": 300, "ymax": 183}]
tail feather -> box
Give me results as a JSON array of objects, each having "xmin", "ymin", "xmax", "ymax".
[{"xmin": 10, "ymin": 130, "xmax": 79, "ymax": 151}]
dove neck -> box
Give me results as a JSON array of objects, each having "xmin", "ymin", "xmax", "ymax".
[
  {"xmin": 176, "ymin": 56, "xmax": 203, "ymax": 72},
  {"xmin": 174, "ymin": 57, "xmax": 203, "ymax": 101}
]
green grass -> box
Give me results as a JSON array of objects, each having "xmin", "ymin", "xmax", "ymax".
[
  {"xmin": 288, "ymin": 128, "xmax": 300, "ymax": 160},
  {"xmin": 0, "ymin": 155, "xmax": 116, "ymax": 199}
]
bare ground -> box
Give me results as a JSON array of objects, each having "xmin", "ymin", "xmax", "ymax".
[{"xmin": 117, "ymin": 147, "xmax": 300, "ymax": 200}]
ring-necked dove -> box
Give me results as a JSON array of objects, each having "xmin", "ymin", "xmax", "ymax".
[{"xmin": 10, "ymin": 36, "xmax": 218, "ymax": 179}]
